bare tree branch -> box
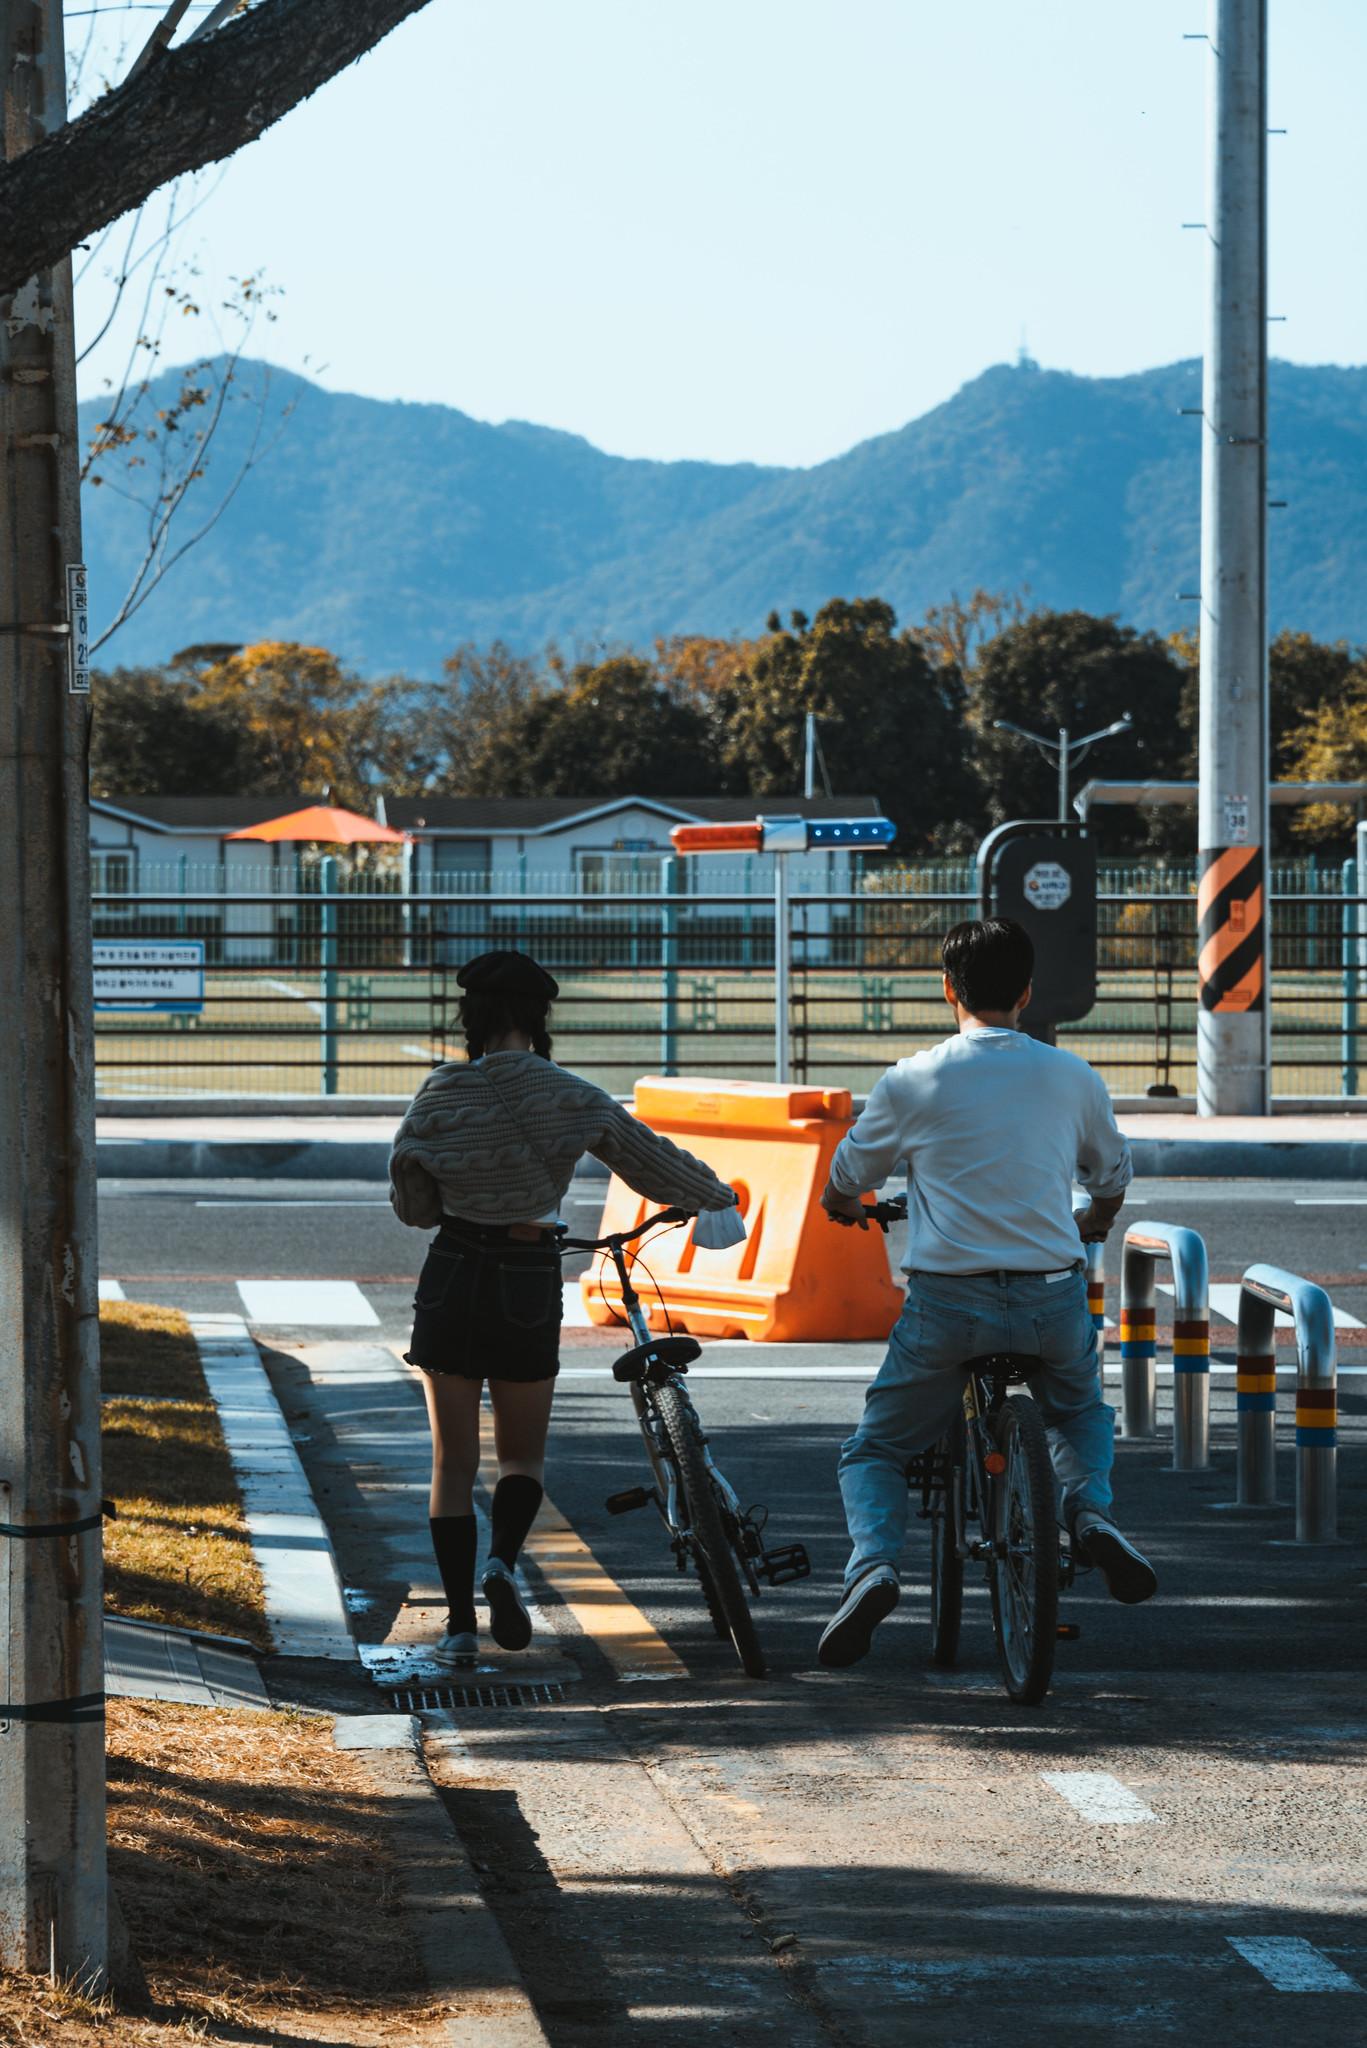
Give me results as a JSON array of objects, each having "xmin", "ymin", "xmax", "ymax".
[{"xmin": 0, "ymin": 0, "xmax": 436, "ymax": 294}]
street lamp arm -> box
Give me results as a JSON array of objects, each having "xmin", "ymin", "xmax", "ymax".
[
  {"xmin": 1070, "ymin": 714, "xmax": 1134, "ymax": 753},
  {"xmin": 992, "ymin": 718, "xmax": 1061, "ymax": 755}
]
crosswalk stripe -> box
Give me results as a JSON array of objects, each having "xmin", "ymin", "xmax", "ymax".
[
  {"xmin": 98, "ymin": 1277, "xmax": 126, "ymax": 1301},
  {"xmin": 1041, "ymin": 1772, "xmax": 1159, "ymax": 1823},
  {"xmin": 1227, "ymin": 1937, "xmax": 1361, "ymax": 1992},
  {"xmin": 236, "ymin": 1279, "xmax": 380, "ymax": 1327}
]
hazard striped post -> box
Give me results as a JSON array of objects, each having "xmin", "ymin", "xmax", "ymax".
[
  {"xmin": 1237, "ymin": 1266, "xmax": 1337, "ymax": 1541},
  {"xmin": 1086, "ymin": 1239, "xmax": 1106, "ymax": 1390},
  {"xmin": 1117, "ymin": 1263, "xmax": 1157, "ymax": 1440},
  {"xmin": 1120, "ymin": 1226, "xmax": 1211, "ymax": 1469}
]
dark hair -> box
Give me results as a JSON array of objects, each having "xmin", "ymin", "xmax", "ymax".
[
  {"xmin": 459, "ymin": 990, "xmax": 554, "ymax": 1061},
  {"xmin": 941, "ymin": 917, "xmax": 1034, "ymax": 1015}
]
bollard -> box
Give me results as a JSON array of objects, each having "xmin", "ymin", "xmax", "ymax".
[
  {"xmin": 1086, "ymin": 1238, "xmax": 1106, "ymax": 1392},
  {"xmin": 1237, "ymin": 1265, "xmax": 1338, "ymax": 1542},
  {"xmin": 1119, "ymin": 1226, "xmax": 1210, "ymax": 1467}
]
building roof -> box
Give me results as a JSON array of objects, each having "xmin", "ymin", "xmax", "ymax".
[
  {"xmin": 94, "ymin": 795, "xmax": 316, "ymax": 833},
  {"xmin": 383, "ymin": 794, "xmax": 882, "ymax": 834}
]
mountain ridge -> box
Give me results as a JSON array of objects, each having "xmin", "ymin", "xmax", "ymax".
[{"xmin": 78, "ymin": 355, "xmax": 1367, "ymax": 674}]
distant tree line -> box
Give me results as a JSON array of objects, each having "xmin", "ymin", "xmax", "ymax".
[{"xmin": 89, "ymin": 597, "xmax": 1367, "ymax": 854}]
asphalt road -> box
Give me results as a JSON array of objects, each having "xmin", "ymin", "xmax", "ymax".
[{"xmin": 99, "ymin": 1174, "xmax": 1367, "ymax": 2042}]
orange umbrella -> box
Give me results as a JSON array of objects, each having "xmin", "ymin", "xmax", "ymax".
[{"xmin": 226, "ymin": 803, "xmax": 406, "ymax": 844}]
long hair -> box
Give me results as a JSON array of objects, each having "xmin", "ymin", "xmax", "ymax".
[{"xmin": 458, "ymin": 989, "xmax": 553, "ymax": 1061}]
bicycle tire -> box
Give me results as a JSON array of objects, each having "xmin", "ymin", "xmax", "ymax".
[
  {"xmin": 928, "ymin": 1413, "xmax": 964, "ymax": 1668},
  {"xmin": 655, "ymin": 1381, "xmax": 766, "ymax": 1679},
  {"xmin": 988, "ymin": 1394, "xmax": 1059, "ymax": 1706}
]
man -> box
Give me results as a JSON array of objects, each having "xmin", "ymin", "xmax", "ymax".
[{"xmin": 817, "ymin": 915, "xmax": 1156, "ymax": 1670}]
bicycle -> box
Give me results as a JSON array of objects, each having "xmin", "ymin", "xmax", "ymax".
[
  {"xmin": 861, "ymin": 1195, "xmax": 1082, "ymax": 1706},
  {"xmin": 559, "ymin": 1205, "xmax": 811, "ymax": 1679}
]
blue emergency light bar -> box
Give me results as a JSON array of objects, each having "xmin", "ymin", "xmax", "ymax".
[{"xmin": 804, "ymin": 816, "xmax": 897, "ymax": 848}]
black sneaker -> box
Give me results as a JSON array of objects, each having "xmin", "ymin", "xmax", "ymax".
[
  {"xmin": 817, "ymin": 1565, "xmax": 900, "ymax": 1668},
  {"xmin": 482, "ymin": 1560, "xmax": 533, "ymax": 1650},
  {"xmin": 1072, "ymin": 1515, "xmax": 1158, "ymax": 1605}
]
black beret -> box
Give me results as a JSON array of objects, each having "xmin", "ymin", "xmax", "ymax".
[{"xmin": 456, "ymin": 949, "xmax": 559, "ymax": 1001}]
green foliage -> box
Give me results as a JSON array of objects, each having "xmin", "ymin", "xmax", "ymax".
[{"xmin": 90, "ymin": 665, "xmax": 263, "ymax": 796}]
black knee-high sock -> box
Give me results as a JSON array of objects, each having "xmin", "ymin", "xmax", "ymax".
[
  {"xmin": 490, "ymin": 1475, "xmax": 544, "ymax": 1569},
  {"xmin": 429, "ymin": 1514, "xmax": 478, "ymax": 1634}
]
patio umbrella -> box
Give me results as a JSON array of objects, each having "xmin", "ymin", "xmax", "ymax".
[{"xmin": 225, "ymin": 803, "xmax": 406, "ymax": 844}]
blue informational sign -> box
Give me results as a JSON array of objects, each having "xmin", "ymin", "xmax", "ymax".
[{"xmin": 93, "ymin": 940, "xmax": 205, "ymax": 1014}]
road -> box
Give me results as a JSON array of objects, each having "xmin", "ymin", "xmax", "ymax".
[{"xmin": 98, "ymin": 1176, "xmax": 1367, "ymax": 2044}]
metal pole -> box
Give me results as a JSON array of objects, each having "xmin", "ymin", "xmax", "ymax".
[
  {"xmin": 1240, "ymin": 1265, "xmax": 1336, "ymax": 1541},
  {"xmin": 803, "ymin": 711, "xmax": 816, "ymax": 801},
  {"xmin": 1341, "ymin": 858, "xmax": 1358, "ymax": 1098},
  {"xmin": 1234, "ymin": 1284, "xmax": 1278, "ymax": 1506},
  {"xmin": 1196, "ymin": 0, "xmax": 1270, "ymax": 1115},
  {"xmin": 1085, "ymin": 1238, "xmax": 1106, "ymax": 1394},
  {"xmin": 1058, "ymin": 726, "xmax": 1069, "ymax": 823},
  {"xmin": 1117, "ymin": 1242, "xmax": 1158, "ymax": 1439},
  {"xmin": 659, "ymin": 853, "xmax": 679, "ymax": 1076},
  {"xmin": 1124, "ymin": 1224, "xmax": 1212, "ymax": 1471},
  {"xmin": 0, "ymin": 0, "xmax": 108, "ymax": 1984},
  {"xmin": 320, "ymin": 856, "xmax": 339, "ymax": 1095},
  {"xmin": 774, "ymin": 852, "xmax": 790, "ymax": 1082}
]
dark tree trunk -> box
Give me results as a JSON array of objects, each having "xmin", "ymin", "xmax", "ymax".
[{"xmin": 0, "ymin": 0, "xmax": 436, "ymax": 295}]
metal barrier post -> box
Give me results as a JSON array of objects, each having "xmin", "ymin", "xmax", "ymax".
[
  {"xmin": 1239, "ymin": 1265, "xmax": 1337, "ymax": 1541},
  {"xmin": 773, "ymin": 851, "xmax": 790, "ymax": 1082},
  {"xmin": 320, "ymin": 855, "xmax": 339, "ymax": 1096},
  {"xmin": 1343, "ymin": 856, "xmax": 1359, "ymax": 1098},
  {"xmin": 1120, "ymin": 1226, "xmax": 1210, "ymax": 1466},
  {"xmin": 659, "ymin": 853, "xmax": 679, "ymax": 1076},
  {"xmin": 1234, "ymin": 1273, "xmax": 1278, "ymax": 1506},
  {"xmin": 1086, "ymin": 1237, "xmax": 1106, "ymax": 1393}
]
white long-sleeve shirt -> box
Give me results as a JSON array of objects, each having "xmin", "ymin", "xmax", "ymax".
[{"xmin": 829, "ymin": 1027, "xmax": 1133, "ymax": 1275}]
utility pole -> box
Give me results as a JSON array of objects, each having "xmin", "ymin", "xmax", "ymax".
[
  {"xmin": 0, "ymin": 0, "xmax": 107, "ymax": 1988},
  {"xmin": 1196, "ymin": 0, "xmax": 1270, "ymax": 1115}
]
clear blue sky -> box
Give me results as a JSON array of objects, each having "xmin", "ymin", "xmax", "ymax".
[{"xmin": 69, "ymin": 0, "xmax": 1367, "ymax": 468}]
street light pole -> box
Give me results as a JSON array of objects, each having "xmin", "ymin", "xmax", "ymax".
[
  {"xmin": 1196, "ymin": 0, "xmax": 1269, "ymax": 1115},
  {"xmin": 992, "ymin": 715, "xmax": 1133, "ymax": 823},
  {"xmin": 1058, "ymin": 726, "xmax": 1070, "ymax": 822},
  {"xmin": 0, "ymin": 0, "xmax": 107, "ymax": 1986}
]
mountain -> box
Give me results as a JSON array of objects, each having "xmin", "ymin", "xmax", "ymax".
[{"xmin": 77, "ymin": 355, "xmax": 1367, "ymax": 676}]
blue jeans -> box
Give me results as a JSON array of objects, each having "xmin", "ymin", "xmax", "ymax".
[{"xmin": 838, "ymin": 1268, "xmax": 1113, "ymax": 1588}]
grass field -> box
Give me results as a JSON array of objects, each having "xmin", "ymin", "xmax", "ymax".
[{"xmin": 93, "ymin": 965, "xmax": 1365, "ymax": 1098}]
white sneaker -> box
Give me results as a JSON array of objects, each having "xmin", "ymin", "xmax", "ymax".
[
  {"xmin": 1072, "ymin": 1514, "xmax": 1158, "ymax": 1605},
  {"xmin": 430, "ymin": 1629, "xmax": 478, "ymax": 1667},
  {"xmin": 482, "ymin": 1559, "xmax": 533, "ymax": 1651},
  {"xmin": 817, "ymin": 1564, "xmax": 900, "ymax": 1668}
]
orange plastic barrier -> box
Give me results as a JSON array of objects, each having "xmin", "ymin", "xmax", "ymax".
[{"xmin": 581, "ymin": 1077, "xmax": 905, "ymax": 1342}]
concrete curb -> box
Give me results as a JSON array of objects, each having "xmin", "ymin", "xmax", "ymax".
[
  {"xmin": 192, "ymin": 1312, "xmax": 357, "ymax": 1661},
  {"xmin": 1126, "ymin": 1138, "xmax": 1367, "ymax": 1180},
  {"xmin": 339, "ymin": 1721, "xmax": 550, "ymax": 2047}
]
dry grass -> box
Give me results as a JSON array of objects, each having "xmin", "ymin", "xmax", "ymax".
[
  {"xmin": 100, "ymin": 1302, "xmax": 268, "ymax": 1651},
  {"xmin": 0, "ymin": 1702, "xmax": 448, "ymax": 2045}
]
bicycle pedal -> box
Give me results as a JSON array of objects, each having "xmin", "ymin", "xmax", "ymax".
[
  {"xmin": 759, "ymin": 1543, "xmax": 811, "ymax": 1586},
  {"xmin": 1056, "ymin": 1622, "xmax": 1082, "ymax": 1641},
  {"xmin": 605, "ymin": 1486, "xmax": 653, "ymax": 1516}
]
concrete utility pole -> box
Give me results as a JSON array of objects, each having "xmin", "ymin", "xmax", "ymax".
[
  {"xmin": 0, "ymin": 0, "xmax": 107, "ymax": 1987},
  {"xmin": 1196, "ymin": 0, "xmax": 1270, "ymax": 1115}
]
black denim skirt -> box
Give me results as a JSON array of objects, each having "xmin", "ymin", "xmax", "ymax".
[{"xmin": 405, "ymin": 1218, "xmax": 563, "ymax": 1383}]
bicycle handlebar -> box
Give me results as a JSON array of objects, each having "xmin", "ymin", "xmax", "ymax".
[{"xmin": 558, "ymin": 1205, "xmax": 693, "ymax": 1256}]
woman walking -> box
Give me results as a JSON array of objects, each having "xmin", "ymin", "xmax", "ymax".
[{"xmin": 389, "ymin": 949, "xmax": 736, "ymax": 1664}]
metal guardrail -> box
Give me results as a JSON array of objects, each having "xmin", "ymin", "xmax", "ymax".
[
  {"xmin": 1236, "ymin": 1265, "xmax": 1338, "ymax": 1543},
  {"xmin": 1118, "ymin": 1225, "xmax": 1211, "ymax": 1469}
]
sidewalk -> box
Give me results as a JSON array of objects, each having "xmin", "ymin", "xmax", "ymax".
[{"xmin": 95, "ymin": 1107, "xmax": 1367, "ymax": 1179}]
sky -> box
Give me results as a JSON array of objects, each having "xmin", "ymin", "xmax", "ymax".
[{"xmin": 68, "ymin": 0, "xmax": 1367, "ymax": 469}]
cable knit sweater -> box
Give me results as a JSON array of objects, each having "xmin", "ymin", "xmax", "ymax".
[{"xmin": 389, "ymin": 1051, "xmax": 735, "ymax": 1229}]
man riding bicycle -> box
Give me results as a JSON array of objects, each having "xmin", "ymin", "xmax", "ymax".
[{"xmin": 817, "ymin": 916, "xmax": 1158, "ymax": 1670}]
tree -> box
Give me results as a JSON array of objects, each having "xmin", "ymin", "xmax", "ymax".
[
  {"xmin": 190, "ymin": 640, "xmax": 382, "ymax": 804},
  {"xmin": 716, "ymin": 598, "xmax": 973, "ymax": 850},
  {"xmin": 499, "ymin": 656, "xmax": 721, "ymax": 798},
  {"xmin": 1269, "ymin": 631, "xmax": 1359, "ymax": 773},
  {"xmin": 1283, "ymin": 667, "xmax": 1367, "ymax": 845},
  {"xmin": 437, "ymin": 641, "xmax": 549, "ymax": 795},
  {"xmin": 968, "ymin": 609, "xmax": 1188, "ymax": 841},
  {"xmin": 0, "ymin": 1, "xmax": 438, "ymax": 295}
]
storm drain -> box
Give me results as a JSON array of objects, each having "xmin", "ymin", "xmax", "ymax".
[{"xmin": 387, "ymin": 1680, "xmax": 570, "ymax": 1712}]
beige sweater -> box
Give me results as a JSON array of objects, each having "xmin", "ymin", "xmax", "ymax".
[{"xmin": 389, "ymin": 1051, "xmax": 735, "ymax": 1229}]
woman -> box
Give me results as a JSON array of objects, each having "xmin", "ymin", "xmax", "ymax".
[{"xmin": 389, "ymin": 948, "xmax": 736, "ymax": 1665}]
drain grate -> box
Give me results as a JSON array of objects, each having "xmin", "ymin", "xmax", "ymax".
[{"xmin": 387, "ymin": 1680, "xmax": 569, "ymax": 1712}]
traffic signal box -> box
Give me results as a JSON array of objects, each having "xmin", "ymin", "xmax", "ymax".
[
  {"xmin": 582, "ymin": 1077, "xmax": 905, "ymax": 1342},
  {"xmin": 979, "ymin": 825, "xmax": 1098, "ymax": 1032}
]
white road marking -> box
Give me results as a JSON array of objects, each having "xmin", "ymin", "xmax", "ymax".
[
  {"xmin": 196, "ymin": 1199, "xmax": 392, "ymax": 1209},
  {"xmin": 1227, "ymin": 1936, "xmax": 1361, "ymax": 1992},
  {"xmin": 237, "ymin": 1279, "xmax": 380, "ymax": 1326},
  {"xmin": 98, "ymin": 1277, "xmax": 126, "ymax": 1300},
  {"xmin": 1040, "ymin": 1772, "xmax": 1159, "ymax": 1824},
  {"xmin": 562, "ymin": 1281, "xmax": 593, "ymax": 1329},
  {"xmin": 1157, "ymin": 1280, "xmax": 1363, "ymax": 1331},
  {"xmin": 265, "ymin": 976, "xmax": 324, "ymax": 1018},
  {"xmin": 1295, "ymin": 1198, "xmax": 1367, "ymax": 1206}
]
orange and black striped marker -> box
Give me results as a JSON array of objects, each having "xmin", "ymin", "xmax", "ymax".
[{"xmin": 1197, "ymin": 846, "xmax": 1264, "ymax": 1013}]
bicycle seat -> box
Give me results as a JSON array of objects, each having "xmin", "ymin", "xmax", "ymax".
[
  {"xmin": 611, "ymin": 1335, "xmax": 703, "ymax": 1384},
  {"xmin": 959, "ymin": 1351, "xmax": 1044, "ymax": 1384}
]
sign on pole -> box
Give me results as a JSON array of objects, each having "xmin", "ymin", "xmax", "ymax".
[
  {"xmin": 93, "ymin": 939, "xmax": 204, "ymax": 1013},
  {"xmin": 65, "ymin": 563, "xmax": 89, "ymax": 695}
]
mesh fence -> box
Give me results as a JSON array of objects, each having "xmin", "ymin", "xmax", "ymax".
[{"xmin": 92, "ymin": 857, "xmax": 1367, "ymax": 1099}]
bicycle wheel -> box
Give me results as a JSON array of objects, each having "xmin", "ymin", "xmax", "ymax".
[
  {"xmin": 928, "ymin": 1414, "xmax": 964, "ymax": 1668},
  {"xmin": 988, "ymin": 1394, "xmax": 1059, "ymax": 1706},
  {"xmin": 655, "ymin": 1382, "xmax": 766, "ymax": 1679}
]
